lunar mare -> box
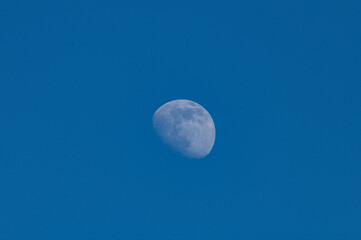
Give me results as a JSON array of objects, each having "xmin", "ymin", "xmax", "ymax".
[{"xmin": 153, "ymin": 99, "xmax": 215, "ymax": 158}]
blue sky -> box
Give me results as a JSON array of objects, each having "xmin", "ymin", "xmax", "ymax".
[{"xmin": 1, "ymin": 0, "xmax": 360, "ymax": 239}]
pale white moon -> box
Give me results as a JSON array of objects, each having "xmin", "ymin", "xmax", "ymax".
[{"xmin": 153, "ymin": 99, "xmax": 216, "ymax": 158}]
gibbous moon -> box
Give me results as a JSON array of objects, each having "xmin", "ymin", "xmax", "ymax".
[{"xmin": 153, "ymin": 99, "xmax": 216, "ymax": 158}]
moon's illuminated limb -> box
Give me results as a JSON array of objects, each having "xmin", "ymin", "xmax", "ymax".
[{"xmin": 153, "ymin": 99, "xmax": 215, "ymax": 158}]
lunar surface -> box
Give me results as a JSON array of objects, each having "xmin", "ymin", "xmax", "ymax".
[{"xmin": 153, "ymin": 99, "xmax": 215, "ymax": 158}]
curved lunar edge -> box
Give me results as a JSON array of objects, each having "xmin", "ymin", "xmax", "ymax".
[{"xmin": 153, "ymin": 99, "xmax": 216, "ymax": 159}]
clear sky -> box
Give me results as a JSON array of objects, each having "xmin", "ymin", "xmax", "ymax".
[{"xmin": 1, "ymin": 0, "xmax": 360, "ymax": 239}]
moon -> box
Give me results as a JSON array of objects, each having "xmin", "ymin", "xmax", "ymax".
[{"xmin": 153, "ymin": 99, "xmax": 216, "ymax": 158}]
